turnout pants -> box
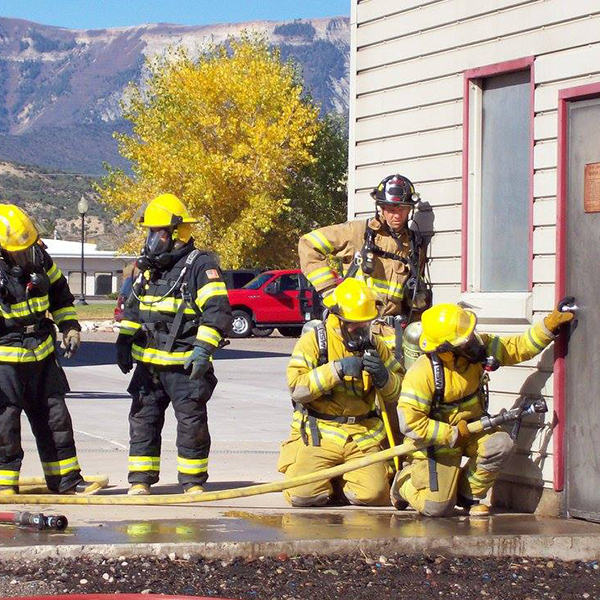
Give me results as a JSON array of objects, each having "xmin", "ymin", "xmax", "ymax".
[
  {"xmin": 127, "ymin": 363, "xmax": 217, "ymax": 487},
  {"xmin": 278, "ymin": 435, "xmax": 390, "ymax": 507},
  {"xmin": 396, "ymin": 430, "xmax": 515, "ymax": 517},
  {"xmin": 0, "ymin": 355, "xmax": 83, "ymax": 493}
]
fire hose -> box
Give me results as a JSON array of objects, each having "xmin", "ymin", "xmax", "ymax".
[{"xmin": 0, "ymin": 399, "xmax": 547, "ymax": 507}]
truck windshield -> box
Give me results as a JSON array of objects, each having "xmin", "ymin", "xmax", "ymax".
[{"xmin": 242, "ymin": 273, "xmax": 273, "ymax": 290}]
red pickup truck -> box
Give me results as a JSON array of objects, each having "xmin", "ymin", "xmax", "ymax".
[{"xmin": 228, "ymin": 269, "xmax": 315, "ymax": 338}]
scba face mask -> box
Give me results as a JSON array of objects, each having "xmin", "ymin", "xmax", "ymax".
[
  {"xmin": 145, "ymin": 227, "xmax": 174, "ymax": 258},
  {"xmin": 453, "ymin": 332, "xmax": 487, "ymax": 364},
  {"xmin": 340, "ymin": 321, "xmax": 373, "ymax": 353}
]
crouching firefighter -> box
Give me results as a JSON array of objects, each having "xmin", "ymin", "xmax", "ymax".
[
  {"xmin": 116, "ymin": 194, "xmax": 232, "ymax": 495},
  {"xmin": 0, "ymin": 204, "xmax": 99, "ymax": 496},
  {"xmin": 299, "ymin": 174, "xmax": 431, "ymax": 356},
  {"xmin": 391, "ymin": 301, "xmax": 575, "ymax": 517},
  {"xmin": 278, "ymin": 278, "xmax": 404, "ymax": 507}
]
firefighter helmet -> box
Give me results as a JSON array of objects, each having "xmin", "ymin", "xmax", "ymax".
[
  {"xmin": 419, "ymin": 303, "xmax": 477, "ymax": 353},
  {"xmin": 323, "ymin": 278, "xmax": 380, "ymax": 322},
  {"xmin": 0, "ymin": 204, "xmax": 39, "ymax": 252},
  {"xmin": 138, "ymin": 193, "xmax": 198, "ymax": 244},
  {"xmin": 370, "ymin": 174, "xmax": 419, "ymax": 207}
]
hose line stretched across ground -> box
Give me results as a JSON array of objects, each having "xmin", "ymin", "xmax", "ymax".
[{"xmin": 1, "ymin": 422, "xmax": 486, "ymax": 506}]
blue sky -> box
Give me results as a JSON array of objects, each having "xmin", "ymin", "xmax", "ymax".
[{"xmin": 2, "ymin": 0, "xmax": 350, "ymax": 30}]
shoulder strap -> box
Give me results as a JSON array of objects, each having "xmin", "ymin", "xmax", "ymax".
[
  {"xmin": 314, "ymin": 322, "xmax": 328, "ymax": 366},
  {"xmin": 428, "ymin": 353, "xmax": 445, "ymax": 408}
]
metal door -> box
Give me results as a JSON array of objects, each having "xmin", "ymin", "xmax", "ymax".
[{"xmin": 565, "ymin": 97, "xmax": 600, "ymax": 522}]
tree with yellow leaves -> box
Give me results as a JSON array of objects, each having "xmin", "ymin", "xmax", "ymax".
[{"xmin": 98, "ymin": 35, "xmax": 322, "ymax": 267}]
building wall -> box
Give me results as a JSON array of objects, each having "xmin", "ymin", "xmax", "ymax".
[
  {"xmin": 350, "ymin": 0, "xmax": 600, "ymax": 495},
  {"xmin": 54, "ymin": 257, "xmax": 129, "ymax": 296}
]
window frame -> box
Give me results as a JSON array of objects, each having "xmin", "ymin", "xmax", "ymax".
[{"xmin": 461, "ymin": 56, "xmax": 535, "ymax": 323}]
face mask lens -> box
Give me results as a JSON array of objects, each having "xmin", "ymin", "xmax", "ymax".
[
  {"xmin": 341, "ymin": 321, "xmax": 371, "ymax": 351},
  {"xmin": 9, "ymin": 246, "xmax": 35, "ymax": 269},
  {"xmin": 456, "ymin": 333, "xmax": 487, "ymax": 363},
  {"xmin": 145, "ymin": 228, "xmax": 172, "ymax": 256}
]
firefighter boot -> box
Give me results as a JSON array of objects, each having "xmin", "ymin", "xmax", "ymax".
[
  {"xmin": 63, "ymin": 480, "xmax": 103, "ymax": 496},
  {"xmin": 457, "ymin": 494, "xmax": 490, "ymax": 516},
  {"xmin": 0, "ymin": 486, "xmax": 16, "ymax": 496},
  {"xmin": 128, "ymin": 483, "xmax": 151, "ymax": 496},
  {"xmin": 389, "ymin": 469, "xmax": 409, "ymax": 511},
  {"xmin": 183, "ymin": 484, "xmax": 204, "ymax": 494}
]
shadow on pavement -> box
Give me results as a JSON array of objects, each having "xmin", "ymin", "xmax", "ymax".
[{"xmin": 63, "ymin": 341, "xmax": 289, "ymax": 367}]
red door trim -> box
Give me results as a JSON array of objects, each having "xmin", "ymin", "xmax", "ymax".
[
  {"xmin": 554, "ymin": 81, "xmax": 600, "ymax": 491},
  {"xmin": 461, "ymin": 56, "xmax": 535, "ymax": 292}
]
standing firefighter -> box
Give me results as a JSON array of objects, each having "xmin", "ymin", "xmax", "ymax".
[
  {"xmin": 278, "ymin": 278, "xmax": 404, "ymax": 507},
  {"xmin": 391, "ymin": 302, "xmax": 575, "ymax": 516},
  {"xmin": 0, "ymin": 204, "xmax": 98, "ymax": 495},
  {"xmin": 116, "ymin": 194, "xmax": 232, "ymax": 495},
  {"xmin": 299, "ymin": 174, "xmax": 431, "ymax": 353}
]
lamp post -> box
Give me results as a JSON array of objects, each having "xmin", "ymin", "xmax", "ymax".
[{"xmin": 76, "ymin": 196, "xmax": 89, "ymax": 305}]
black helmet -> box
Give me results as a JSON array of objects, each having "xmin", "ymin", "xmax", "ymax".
[{"xmin": 370, "ymin": 174, "xmax": 418, "ymax": 207}]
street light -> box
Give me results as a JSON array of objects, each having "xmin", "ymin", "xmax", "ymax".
[{"xmin": 76, "ymin": 195, "xmax": 89, "ymax": 305}]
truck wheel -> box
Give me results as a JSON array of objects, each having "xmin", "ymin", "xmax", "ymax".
[
  {"xmin": 252, "ymin": 327, "xmax": 274, "ymax": 338},
  {"xmin": 230, "ymin": 310, "xmax": 253, "ymax": 338},
  {"xmin": 277, "ymin": 326, "xmax": 302, "ymax": 338}
]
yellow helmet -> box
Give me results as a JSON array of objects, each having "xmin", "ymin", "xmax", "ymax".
[
  {"xmin": 0, "ymin": 204, "xmax": 39, "ymax": 252},
  {"xmin": 323, "ymin": 278, "xmax": 380, "ymax": 322},
  {"xmin": 419, "ymin": 303, "xmax": 477, "ymax": 353},
  {"xmin": 138, "ymin": 193, "xmax": 198, "ymax": 243}
]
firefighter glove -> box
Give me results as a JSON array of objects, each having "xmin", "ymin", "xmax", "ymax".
[
  {"xmin": 451, "ymin": 419, "xmax": 471, "ymax": 448},
  {"xmin": 362, "ymin": 348, "xmax": 389, "ymax": 388},
  {"xmin": 544, "ymin": 298, "xmax": 575, "ymax": 333},
  {"xmin": 184, "ymin": 345, "xmax": 212, "ymax": 381},
  {"xmin": 334, "ymin": 356, "xmax": 363, "ymax": 379},
  {"xmin": 116, "ymin": 337, "xmax": 133, "ymax": 374},
  {"xmin": 61, "ymin": 329, "xmax": 80, "ymax": 359}
]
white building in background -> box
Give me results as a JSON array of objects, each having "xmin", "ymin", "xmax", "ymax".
[
  {"xmin": 349, "ymin": 0, "xmax": 600, "ymax": 520},
  {"xmin": 43, "ymin": 239, "xmax": 134, "ymax": 297}
]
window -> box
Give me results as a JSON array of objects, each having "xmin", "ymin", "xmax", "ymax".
[
  {"xmin": 95, "ymin": 273, "xmax": 112, "ymax": 295},
  {"xmin": 462, "ymin": 58, "xmax": 534, "ymax": 320},
  {"xmin": 68, "ymin": 271, "xmax": 86, "ymax": 296},
  {"xmin": 278, "ymin": 274, "xmax": 300, "ymax": 292}
]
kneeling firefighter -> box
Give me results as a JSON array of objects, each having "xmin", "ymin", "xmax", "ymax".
[
  {"xmin": 299, "ymin": 174, "xmax": 431, "ymax": 356},
  {"xmin": 0, "ymin": 204, "xmax": 98, "ymax": 495},
  {"xmin": 116, "ymin": 194, "xmax": 232, "ymax": 495},
  {"xmin": 391, "ymin": 301, "xmax": 574, "ymax": 516},
  {"xmin": 278, "ymin": 278, "xmax": 404, "ymax": 507}
]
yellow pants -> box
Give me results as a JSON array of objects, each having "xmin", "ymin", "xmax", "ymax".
[
  {"xmin": 396, "ymin": 430, "xmax": 515, "ymax": 517},
  {"xmin": 277, "ymin": 436, "xmax": 390, "ymax": 507}
]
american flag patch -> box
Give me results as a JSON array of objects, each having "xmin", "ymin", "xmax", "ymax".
[{"xmin": 206, "ymin": 269, "xmax": 220, "ymax": 280}]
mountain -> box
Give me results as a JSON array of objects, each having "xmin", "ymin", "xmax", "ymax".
[{"xmin": 0, "ymin": 16, "xmax": 349, "ymax": 174}]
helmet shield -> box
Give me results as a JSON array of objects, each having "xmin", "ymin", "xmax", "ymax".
[
  {"xmin": 145, "ymin": 227, "xmax": 174, "ymax": 257},
  {"xmin": 7, "ymin": 245, "xmax": 36, "ymax": 269},
  {"xmin": 453, "ymin": 331, "xmax": 487, "ymax": 363}
]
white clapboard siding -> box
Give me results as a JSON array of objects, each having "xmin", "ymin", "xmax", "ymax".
[
  {"xmin": 535, "ymin": 71, "xmax": 600, "ymax": 113},
  {"xmin": 355, "ymin": 126, "xmax": 463, "ymax": 166},
  {"xmin": 355, "ymin": 100, "xmax": 463, "ymax": 142},
  {"xmin": 428, "ymin": 231, "xmax": 461, "ymax": 259},
  {"xmin": 357, "ymin": 14, "xmax": 600, "ymax": 95},
  {"xmin": 532, "ymin": 256, "xmax": 556, "ymax": 284},
  {"xmin": 535, "ymin": 40, "xmax": 600, "ymax": 84},
  {"xmin": 532, "ymin": 226, "xmax": 556, "ymax": 255},
  {"xmin": 357, "ymin": 0, "xmax": 539, "ymax": 48},
  {"xmin": 532, "ymin": 284, "xmax": 555, "ymax": 312},
  {"xmin": 355, "ymin": 153, "xmax": 461, "ymax": 189},
  {"xmin": 428, "ymin": 257, "xmax": 461, "ymax": 284},
  {"xmin": 533, "ymin": 169, "xmax": 557, "ymax": 198},
  {"xmin": 356, "ymin": 0, "xmax": 444, "ymax": 24},
  {"xmin": 534, "ymin": 112, "xmax": 558, "ymax": 141},
  {"xmin": 533, "ymin": 199, "xmax": 557, "ymax": 227},
  {"xmin": 357, "ymin": 0, "xmax": 598, "ymax": 73},
  {"xmin": 534, "ymin": 140, "xmax": 558, "ymax": 171},
  {"xmin": 503, "ymin": 452, "xmax": 554, "ymax": 486},
  {"xmin": 431, "ymin": 283, "xmax": 462, "ymax": 305},
  {"xmin": 356, "ymin": 74, "xmax": 463, "ymax": 118}
]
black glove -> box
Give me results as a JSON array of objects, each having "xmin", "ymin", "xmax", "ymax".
[
  {"xmin": 116, "ymin": 335, "xmax": 133, "ymax": 374},
  {"xmin": 334, "ymin": 356, "xmax": 363, "ymax": 379},
  {"xmin": 363, "ymin": 349, "xmax": 389, "ymax": 388},
  {"xmin": 184, "ymin": 345, "xmax": 212, "ymax": 381}
]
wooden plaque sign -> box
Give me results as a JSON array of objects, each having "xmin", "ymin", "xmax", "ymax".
[{"xmin": 584, "ymin": 162, "xmax": 600, "ymax": 213}]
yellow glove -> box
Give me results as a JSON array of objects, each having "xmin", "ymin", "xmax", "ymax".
[
  {"xmin": 451, "ymin": 419, "xmax": 471, "ymax": 448},
  {"xmin": 62, "ymin": 329, "xmax": 81, "ymax": 359},
  {"xmin": 544, "ymin": 309, "xmax": 574, "ymax": 333}
]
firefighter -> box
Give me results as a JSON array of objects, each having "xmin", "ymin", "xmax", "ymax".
[
  {"xmin": 391, "ymin": 302, "xmax": 575, "ymax": 517},
  {"xmin": 278, "ymin": 278, "xmax": 404, "ymax": 507},
  {"xmin": 116, "ymin": 193, "xmax": 232, "ymax": 495},
  {"xmin": 0, "ymin": 204, "xmax": 99, "ymax": 496},
  {"xmin": 299, "ymin": 174, "xmax": 430, "ymax": 353}
]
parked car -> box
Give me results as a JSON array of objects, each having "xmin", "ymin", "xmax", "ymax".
[
  {"xmin": 227, "ymin": 269, "xmax": 320, "ymax": 338},
  {"xmin": 222, "ymin": 268, "xmax": 260, "ymax": 290}
]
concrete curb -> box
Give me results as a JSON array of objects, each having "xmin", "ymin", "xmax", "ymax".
[{"xmin": 1, "ymin": 533, "xmax": 600, "ymax": 562}]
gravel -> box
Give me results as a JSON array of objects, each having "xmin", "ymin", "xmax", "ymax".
[{"xmin": 0, "ymin": 552, "xmax": 598, "ymax": 599}]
